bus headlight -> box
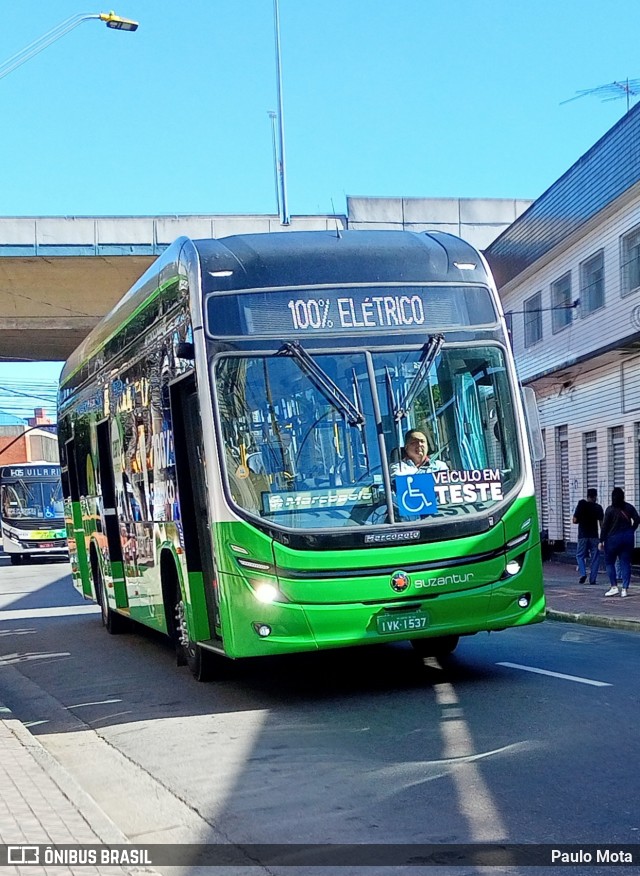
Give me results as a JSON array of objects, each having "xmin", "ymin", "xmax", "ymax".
[
  {"xmin": 518, "ymin": 593, "xmax": 531, "ymax": 608},
  {"xmin": 501, "ymin": 554, "xmax": 525, "ymax": 579},
  {"xmin": 253, "ymin": 623, "xmax": 272, "ymax": 638},
  {"xmin": 254, "ymin": 583, "xmax": 279, "ymax": 604}
]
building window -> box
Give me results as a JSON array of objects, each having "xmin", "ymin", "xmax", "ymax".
[
  {"xmin": 579, "ymin": 250, "xmax": 604, "ymax": 315},
  {"xmin": 556, "ymin": 424, "xmax": 571, "ymax": 542},
  {"xmin": 551, "ymin": 272, "xmax": 573, "ymax": 333},
  {"xmin": 523, "ymin": 292, "xmax": 542, "ymax": 347},
  {"xmin": 583, "ymin": 430, "xmax": 598, "ymax": 493},
  {"xmin": 609, "ymin": 425, "xmax": 625, "ymax": 494},
  {"xmin": 621, "ymin": 226, "xmax": 640, "ymax": 297}
]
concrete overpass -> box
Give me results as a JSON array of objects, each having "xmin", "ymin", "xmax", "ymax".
[{"xmin": 0, "ymin": 198, "xmax": 529, "ymax": 362}]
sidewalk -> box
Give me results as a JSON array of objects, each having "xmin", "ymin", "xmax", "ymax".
[
  {"xmin": 0, "ymin": 562, "xmax": 638, "ymax": 870},
  {"xmin": 0, "ymin": 703, "xmax": 154, "ymax": 875},
  {"xmin": 543, "ymin": 559, "xmax": 640, "ymax": 633}
]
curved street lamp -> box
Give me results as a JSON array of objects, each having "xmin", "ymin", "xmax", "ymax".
[{"xmin": 0, "ymin": 11, "xmax": 139, "ymax": 82}]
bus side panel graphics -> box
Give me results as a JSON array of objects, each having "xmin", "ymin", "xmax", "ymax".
[
  {"xmin": 67, "ymin": 499, "xmax": 91, "ymax": 597},
  {"xmin": 122, "ymin": 529, "xmax": 184, "ymax": 635}
]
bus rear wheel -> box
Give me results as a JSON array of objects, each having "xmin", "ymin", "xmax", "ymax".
[
  {"xmin": 411, "ymin": 635, "xmax": 459, "ymax": 658},
  {"xmin": 173, "ymin": 594, "xmax": 216, "ymax": 682}
]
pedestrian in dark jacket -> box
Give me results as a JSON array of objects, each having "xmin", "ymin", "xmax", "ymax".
[
  {"xmin": 598, "ymin": 487, "xmax": 640, "ymax": 597},
  {"xmin": 573, "ymin": 488, "xmax": 604, "ymax": 584}
]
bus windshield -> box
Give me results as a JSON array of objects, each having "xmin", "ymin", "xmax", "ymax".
[
  {"xmin": 214, "ymin": 342, "xmax": 520, "ymax": 530},
  {"xmin": 1, "ymin": 480, "xmax": 65, "ymax": 522}
]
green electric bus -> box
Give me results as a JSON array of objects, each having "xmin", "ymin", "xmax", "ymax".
[{"xmin": 58, "ymin": 230, "xmax": 544, "ymax": 680}]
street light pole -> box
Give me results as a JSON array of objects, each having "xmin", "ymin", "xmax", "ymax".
[
  {"xmin": 0, "ymin": 11, "xmax": 138, "ymax": 83},
  {"xmin": 272, "ymin": 0, "xmax": 290, "ymax": 225},
  {"xmin": 267, "ymin": 110, "xmax": 282, "ymax": 220}
]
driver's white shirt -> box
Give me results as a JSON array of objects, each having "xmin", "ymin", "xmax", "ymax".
[{"xmin": 390, "ymin": 457, "xmax": 448, "ymax": 476}]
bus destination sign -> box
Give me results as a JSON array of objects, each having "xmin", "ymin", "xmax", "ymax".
[
  {"xmin": 1, "ymin": 465, "xmax": 61, "ymax": 480},
  {"xmin": 206, "ymin": 286, "xmax": 496, "ymax": 338}
]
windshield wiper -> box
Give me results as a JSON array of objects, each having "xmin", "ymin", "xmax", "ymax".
[
  {"xmin": 393, "ymin": 333, "xmax": 444, "ymax": 422},
  {"xmin": 276, "ymin": 341, "xmax": 365, "ymax": 426}
]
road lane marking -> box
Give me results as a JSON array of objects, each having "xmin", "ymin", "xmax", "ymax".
[
  {"xmin": 0, "ymin": 605, "xmax": 100, "ymax": 620},
  {"xmin": 497, "ymin": 661, "xmax": 611, "ymax": 687},
  {"xmin": 0, "ymin": 651, "xmax": 71, "ymax": 665},
  {"xmin": 66, "ymin": 699, "xmax": 122, "ymax": 709}
]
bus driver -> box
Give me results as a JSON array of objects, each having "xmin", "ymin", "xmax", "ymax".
[{"xmin": 390, "ymin": 429, "xmax": 448, "ymax": 476}]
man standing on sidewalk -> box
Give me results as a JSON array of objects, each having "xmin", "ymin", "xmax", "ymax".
[{"xmin": 573, "ymin": 488, "xmax": 604, "ymax": 584}]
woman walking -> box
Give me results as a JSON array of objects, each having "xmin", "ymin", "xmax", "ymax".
[{"xmin": 598, "ymin": 487, "xmax": 640, "ymax": 597}]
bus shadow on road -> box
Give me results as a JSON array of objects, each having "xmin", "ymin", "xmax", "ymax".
[{"xmin": 173, "ymin": 639, "xmax": 499, "ymax": 711}]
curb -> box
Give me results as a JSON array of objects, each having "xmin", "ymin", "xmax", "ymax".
[
  {"xmin": 0, "ymin": 700, "xmax": 158, "ymax": 875},
  {"xmin": 545, "ymin": 608, "xmax": 640, "ymax": 633}
]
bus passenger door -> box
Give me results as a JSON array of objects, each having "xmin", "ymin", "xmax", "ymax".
[
  {"xmin": 171, "ymin": 376, "xmax": 219, "ymax": 641},
  {"xmin": 64, "ymin": 439, "xmax": 92, "ymax": 598},
  {"xmin": 96, "ymin": 420, "xmax": 129, "ymax": 610}
]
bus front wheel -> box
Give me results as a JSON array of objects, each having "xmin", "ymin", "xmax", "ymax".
[
  {"xmin": 10, "ymin": 554, "xmax": 23, "ymax": 566},
  {"xmin": 173, "ymin": 594, "xmax": 216, "ymax": 682},
  {"xmin": 411, "ymin": 635, "xmax": 459, "ymax": 658}
]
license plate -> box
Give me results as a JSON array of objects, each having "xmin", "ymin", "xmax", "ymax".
[{"xmin": 376, "ymin": 611, "xmax": 428, "ymax": 635}]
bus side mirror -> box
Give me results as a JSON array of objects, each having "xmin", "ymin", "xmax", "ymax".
[
  {"xmin": 521, "ymin": 386, "xmax": 545, "ymax": 462},
  {"xmin": 176, "ymin": 341, "xmax": 195, "ymax": 360}
]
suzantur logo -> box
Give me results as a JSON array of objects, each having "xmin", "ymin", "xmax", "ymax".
[{"xmin": 390, "ymin": 570, "xmax": 410, "ymax": 592}]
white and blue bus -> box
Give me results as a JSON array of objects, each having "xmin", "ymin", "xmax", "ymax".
[{"xmin": 0, "ymin": 463, "xmax": 68, "ymax": 565}]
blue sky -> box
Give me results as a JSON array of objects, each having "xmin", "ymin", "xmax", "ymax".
[{"xmin": 1, "ymin": 0, "xmax": 640, "ymax": 416}]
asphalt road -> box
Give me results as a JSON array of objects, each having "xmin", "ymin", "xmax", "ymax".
[{"xmin": 0, "ymin": 556, "xmax": 638, "ymax": 875}]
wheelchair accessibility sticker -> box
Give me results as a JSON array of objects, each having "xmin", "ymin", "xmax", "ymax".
[{"xmin": 395, "ymin": 473, "xmax": 438, "ymax": 517}]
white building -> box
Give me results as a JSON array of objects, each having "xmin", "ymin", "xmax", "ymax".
[{"xmin": 485, "ymin": 102, "xmax": 640, "ymax": 551}]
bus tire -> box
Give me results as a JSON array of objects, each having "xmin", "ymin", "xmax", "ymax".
[
  {"xmin": 10, "ymin": 554, "xmax": 23, "ymax": 566},
  {"xmin": 161, "ymin": 557, "xmax": 187, "ymax": 667},
  {"xmin": 411, "ymin": 635, "xmax": 459, "ymax": 658},
  {"xmin": 96, "ymin": 565, "xmax": 128, "ymax": 635},
  {"xmin": 173, "ymin": 592, "xmax": 217, "ymax": 682}
]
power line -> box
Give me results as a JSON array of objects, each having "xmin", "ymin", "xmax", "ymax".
[{"xmin": 0, "ymin": 379, "xmax": 58, "ymax": 419}]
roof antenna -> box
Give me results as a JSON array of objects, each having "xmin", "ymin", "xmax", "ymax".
[
  {"xmin": 560, "ymin": 77, "xmax": 640, "ymax": 114},
  {"xmin": 330, "ymin": 198, "xmax": 342, "ymax": 239}
]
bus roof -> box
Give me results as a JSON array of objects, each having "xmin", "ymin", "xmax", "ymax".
[
  {"xmin": 194, "ymin": 229, "xmax": 489, "ymax": 290},
  {"xmin": 59, "ymin": 230, "xmax": 490, "ymax": 387}
]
